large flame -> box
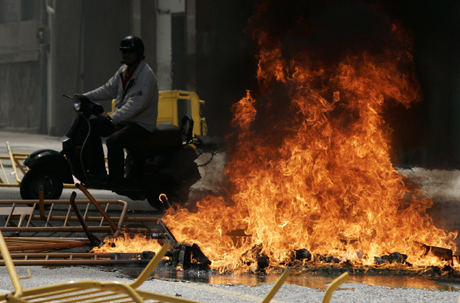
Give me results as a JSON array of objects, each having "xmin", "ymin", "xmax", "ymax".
[
  {"xmin": 161, "ymin": 1, "xmax": 457, "ymax": 271},
  {"xmin": 95, "ymin": 1, "xmax": 457, "ymax": 272}
]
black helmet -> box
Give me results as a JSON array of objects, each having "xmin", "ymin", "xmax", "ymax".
[{"xmin": 119, "ymin": 35, "xmax": 144, "ymax": 52}]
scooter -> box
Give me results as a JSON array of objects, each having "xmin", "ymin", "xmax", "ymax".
[{"xmin": 19, "ymin": 95, "xmax": 201, "ymax": 211}]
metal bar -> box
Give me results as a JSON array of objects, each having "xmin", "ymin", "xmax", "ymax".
[
  {"xmin": 114, "ymin": 200, "xmax": 128, "ymax": 237},
  {"xmin": 63, "ymin": 205, "xmax": 72, "ymax": 226},
  {"xmin": 6, "ymin": 237, "xmax": 88, "ymax": 243},
  {"xmin": 159, "ymin": 194, "xmax": 171, "ymax": 209},
  {"xmin": 0, "ymin": 158, "xmax": 8, "ymax": 184},
  {"xmin": 260, "ymin": 268, "xmax": 290, "ymax": 303},
  {"xmin": 14, "ymin": 157, "xmax": 26, "ymax": 176},
  {"xmin": 159, "ymin": 220, "xmax": 177, "ymax": 245},
  {"xmin": 6, "ymin": 142, "xmax": 22, "ymax": 184},
  {"xmin": 25, "ymin": 206, "xmax": 33, "ymax": 228},
  {"xmin": 0, "ymin": 252, "xmax": 155, "ymax": 266},
  {"xmin": 130, "ymin": 242, "xmax": 171, "ymax": 289},
  {"xmin": 0, "ymin": 231, "xmax": 24, "ymax": 295},
  {"xmin": 39, "ymin": 185, "xmax": 45, "ymax": 219},
  {"xmin": 0, "ymin": 259, "xmax": 146, "ymax": 266},
  {"xmin": 32, "ymin": 214, "xmax": 128, "ymax": 223},
  {"xmin": 102, "ymin": 202, "xmax": 110, "ymax": 226},
  {"xmin": 76, "ymin": 184, "xmax": 118, "ymax": 233},
  {"xmin": 69, "ymin": 191, "xmax": 101, "ymax": 246},
  {"xmin": 0, "ymin": 200, "xmax": 156, "ymax": 235},
  {"xmin": 7, "ymin": 241, "xmax": 88, "ymax": 252},
  {"xmin": 9, "ymin": 252, "xmax": 142, "ymax": 258},
  {"xmin": 4, "ymin": 214, "xmax": 141, "ymax": 224},
  {"xmin": 44, "ymin": 203, "xmax": 55, "ymax": 227},
  {"xmin": 4, "ymin": 203, "xmax": 15, "ymax": 227},
  {"xmin": 83, "ymin": 202, "xmax": 90, "ymax": 221},
  {"xmin": 0, "ymin": 226, "xmax": 114, "ymax": 232},
  {"xmin": 322, "ymin": 272, "xmax": 350, "ymax": 303}
]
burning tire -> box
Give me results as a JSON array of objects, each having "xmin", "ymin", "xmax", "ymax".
[{"xmin": 20, "ymin": 170, "xmax": 63, "ymax": 200}]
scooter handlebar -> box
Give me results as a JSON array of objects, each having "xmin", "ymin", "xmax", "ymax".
[{"xmin": 63, "ymin": 94, "xmax": 105, "ymax": 116}]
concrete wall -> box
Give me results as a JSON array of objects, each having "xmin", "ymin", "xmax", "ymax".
[
  {"xmin": 0, "ymin": 20, "xmax": 39, "ymax": 62},
  {"xmin": 0, "ymin": 62, "xmax": 40, "ymax": 130},
  {"xmin": 0, "ymin": 0, "xmax": 41, "ymax": 131},
  {"xmin": 47, "ymin": 0, "xmax": 85, "ymax": 135}
]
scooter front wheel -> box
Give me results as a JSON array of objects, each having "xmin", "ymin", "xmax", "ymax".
[{"xmin": 20, "ymin": 170, "xmax": 64, "ymax": 200}]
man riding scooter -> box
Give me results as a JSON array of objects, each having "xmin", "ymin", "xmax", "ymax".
[
  {"xmin": 21, "ymin": 34, "xmax": 201, "ymax": 210},
  {"xmin": 77, "ymin": 35, "xmax": 159, "ymax": 189}
]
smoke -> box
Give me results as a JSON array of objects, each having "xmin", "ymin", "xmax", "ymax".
[{"xmin": 248, "ymin": 0, "xmax": 412, "ymax": 67}]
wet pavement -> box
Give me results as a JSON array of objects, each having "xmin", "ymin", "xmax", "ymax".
[
  {"xmin": 1, "ymin": 130, "xmax": 460, "ymax": 302},
  {"xmin": 0, "ymin": 264, "xmax": 459, "ymax": 303}
]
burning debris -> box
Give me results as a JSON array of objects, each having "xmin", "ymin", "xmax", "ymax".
[
  {"xmin": 92, "ymin": 221, "xmax": 212, "ymax": 270},
  {"xmin": 91, "ymin": 224, "xmax": 460, "ymax": 277},
  {"xmin": 374, "ymin": 252, "xmax": 408, "ymax": 266}
]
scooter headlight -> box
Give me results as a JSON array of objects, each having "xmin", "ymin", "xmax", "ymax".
[{"xmin": 73, "ymin": 100, "xmax": 81, "ymax": 112}]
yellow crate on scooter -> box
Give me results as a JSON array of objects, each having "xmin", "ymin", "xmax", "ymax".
[{"xmin": 111, "ymin": 90, "xmax": 208, "ymax": 136}]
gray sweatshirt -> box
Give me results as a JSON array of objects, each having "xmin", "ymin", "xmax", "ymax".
[{"xmin": 83, "ymin": 60, "xmax": 159, "ymax": 132}]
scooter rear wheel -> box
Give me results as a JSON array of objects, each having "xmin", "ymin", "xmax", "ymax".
[
  {"xmin": 146, "ymin": 189, "xmax": 167, "ymax": 212},
  {"xmin": 20, "ymin": 170, "xmax": 64, "ymax": 200},
  {"xmin": 146, "ymin": 185, "xmax": 191, "ymax": 212}
]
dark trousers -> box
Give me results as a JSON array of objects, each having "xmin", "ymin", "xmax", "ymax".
[
  {"xmin": 106, "ymin": 123, "xmax": 151, "ymax": 182},
  {"xmin": 88, "ymin": 118, "xmax": 151, "ymax": 183}
]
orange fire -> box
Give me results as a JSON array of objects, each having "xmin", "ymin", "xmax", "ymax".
[
  {"xmin": 160, "ymin": 2, "xmax": 457, "ymax": 272},
  {"xmin": 96, "ymin": 1, "xmax": 457, "ymax": 272},
  {"xmin": 91, "ymin": 232, "xmax": 162, "ymax": 254}
]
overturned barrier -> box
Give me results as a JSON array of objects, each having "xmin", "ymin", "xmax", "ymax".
[
  {"xmin": 0, "ymin": 199, "xmax": 128, "ymax": 236},
  {"xmin": 0, "ymin": 141, "xmax": 27, "ymax": 187}
]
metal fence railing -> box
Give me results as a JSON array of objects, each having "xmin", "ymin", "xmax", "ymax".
[{"xmin": 0, "ymin": 141, "xmax": 27, "ymax": 187}]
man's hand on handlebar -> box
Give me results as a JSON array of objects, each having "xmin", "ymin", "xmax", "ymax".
[{"xmin": 98, "ymin": 112, "xmax": 112, "ymax": 121}]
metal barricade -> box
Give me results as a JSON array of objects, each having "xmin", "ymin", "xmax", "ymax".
[
  {"xmin": 0, "ymin": 199, "xmax": 128, "ymax": 237},
  {"xmin": 0, "ymin": 141, "xmax": 27, "ymax": 187}
]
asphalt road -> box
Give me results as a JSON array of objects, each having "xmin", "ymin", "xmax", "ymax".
[{"xmin": 1, "ymin": 130, "xmax": 460, "ymax": 302}]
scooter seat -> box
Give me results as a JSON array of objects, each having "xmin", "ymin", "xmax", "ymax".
[{"xmin": 130, "ymin": 123, "xmax": 182, "ymax": 154}]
